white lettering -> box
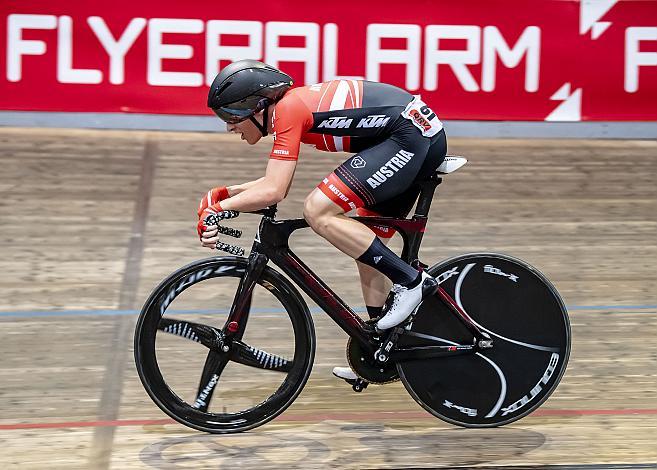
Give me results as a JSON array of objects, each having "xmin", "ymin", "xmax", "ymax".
[
  {"xmin": 328, "ymin": 184, "xmax": 349, "ymax": 202},
  {"xmin": 193, "ymin": 374, "xmax": 219, "ymax": 408},
  {"xmin": 482, "ymin": 26, "xmax": 540, "ymax": 92},
  {"xmin": 501, "ymin": 353, "xmax": 559, "ymax": 416},
  {"xmin": 7, "ymin": 14, "xmax": 57, "ymax": 82},
  {"xmin": 625, "ymin": 27, "xmax": 657, "ymax": 93},
  {"xmin": 88, "ymin": 17, "xmax": 146, "ymax": 85},
  {"xmin": 6, "ymin": 18, "xmax": 551, "ymax": 95},
  {"xmin": 147, "ymin": 18, "xmax": 204, "ymax": 87},
  {"xmin": 318, "ymin": 116, "xmax": 353, "ymax": 128},
  {"xmin": 366, "ymin": 150, "xmax": 414, "ymax": 188},
  {"xmin": 424, "ymin": 25, "xmax": 480, "ymax": 92},
  {"xmin": 57, "ymin": 16, "xmax": 102, "ymax": 84},
  {"xmin": 323, "ymin": 23, "xmax": 365, "ymax": 81},
  {"xmin": 206, "ymin": 20, "xmax": 262, "ymax": 86},
  {"xmin": 265, "ymin": 22, "xmax": 319, "ymax": 84},
  {"xmin": 357, "ymin": 114, "xmax": 390, "ymax": 128},
  {"xmin": 366, "ymin": 24, "xmax": 421, "ymax": 90}
]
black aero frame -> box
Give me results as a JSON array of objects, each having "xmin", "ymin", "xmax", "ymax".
[
  {"xmin": 137, "ymin": 157, "xmax": 570, "ymax": 433},
  {"xmin": 226, "ymin": 172, "xmax": 491, "ymax": 361}
]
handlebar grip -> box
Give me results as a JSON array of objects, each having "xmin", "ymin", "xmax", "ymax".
[
  {"xmin": 215, "ymin": 241, "xmax": 245, "ymax": 256},
  {"xmin": 216, "ymin": 225, "xmax": 242, "ymax": 238},
  {"xmin": 203, "ymin": 210, "xmax": 240, "ymax": 227}
]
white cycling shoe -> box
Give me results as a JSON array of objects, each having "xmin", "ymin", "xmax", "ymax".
[
  {"xmin": 376, "ymin": 272, "xmax": 438, "ymax": 331},
  {"xmin": 332, "ymin": 366, "xmax": 358, "ymax": 381}
]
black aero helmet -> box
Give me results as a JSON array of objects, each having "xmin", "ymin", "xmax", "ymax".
[{"xmin": 208, "ymin": 60, "xmax": 293, "ymax": 136}]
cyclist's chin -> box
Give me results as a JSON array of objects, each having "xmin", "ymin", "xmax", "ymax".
[{"xmin": 244, "ymin": 134, "xmax": 262, "ymax": 145}]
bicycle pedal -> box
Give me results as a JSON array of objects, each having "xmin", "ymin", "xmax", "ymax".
[{"xmin": 350, "ymin": 378, "xmax": 369, "ymax": 393}]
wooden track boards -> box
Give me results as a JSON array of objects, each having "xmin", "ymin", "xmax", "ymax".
[{"xmin": 0, "ymin": 128, "xmax": 655, "ymax": 469}]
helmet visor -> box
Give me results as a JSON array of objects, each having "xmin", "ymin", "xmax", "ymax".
[{"xmin": 211, "ymin": 96, "xmax": 267, "ymax": 124}]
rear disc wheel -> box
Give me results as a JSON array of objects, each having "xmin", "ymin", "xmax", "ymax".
[{"xmin": 397, "ymin": 253, "xmax": 570, "ymax": 427}]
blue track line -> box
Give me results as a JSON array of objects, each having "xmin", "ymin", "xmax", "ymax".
[{"xmin": 0, "ymin": 305, "xmax": 655, "ymax": 319}]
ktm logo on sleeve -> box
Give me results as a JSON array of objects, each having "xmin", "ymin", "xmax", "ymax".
[
  {"xmin": 356, "ymin": 114, "xmax": 390, "ymax": 128},
  {"xmin": 318, "ymin": 116, "xmax": 353, "ymax": 129}
]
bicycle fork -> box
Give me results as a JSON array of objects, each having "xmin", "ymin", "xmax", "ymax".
[{"xmin": 223, "ymin": 251, "xmax": 268, "ymax": 341}]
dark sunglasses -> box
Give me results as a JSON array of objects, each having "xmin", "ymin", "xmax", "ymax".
[{"xmin": 211, "ymin": 96, "xmax": 268, "ymax": 124}]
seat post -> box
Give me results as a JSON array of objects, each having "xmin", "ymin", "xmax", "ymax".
[{"xmin": 413, "ymin": 176, "xmax": 442, "ymax": 217}]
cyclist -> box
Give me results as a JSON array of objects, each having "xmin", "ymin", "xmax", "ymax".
[{"xmin": 198, "ymin": 60, "xmax": 447, "ymax": 382}]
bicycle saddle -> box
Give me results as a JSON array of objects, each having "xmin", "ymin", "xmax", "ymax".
[{"xmin": 436, "ymin": 155, "xmax": 467, "ymax": 175}]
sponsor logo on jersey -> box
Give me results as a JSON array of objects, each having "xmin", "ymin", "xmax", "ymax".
[
  {"xmin": 318, "ymin": 116, "xmax": 353, "ymax": 129},
  {"xmin": 350, "ymin": 156, "xmax": 366, "ymax": 169},
  {"xmin": 272, "ymin": 149, "xmax": 289, "ymax": 155},
  {"xmin": 322, "ymin": 178, "xmax": 357, "ymax": 209},
  {"xmin": 356, "ymin": 114, "xmax": 390, "ymax": 129},
  {"xmin": 365, "ymin": 150, "xmax": 414, "ymax": 188},
  {"xmin": 409, "ymin": 109, "xmax": 432, "ymax": 132}
]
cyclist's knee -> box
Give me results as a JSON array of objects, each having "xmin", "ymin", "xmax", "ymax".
[
  {"xmin": 303, "ymin": 190, "xmax": 340, "ymax": 232},
  {"xmin": 303, "ymin": 192, "xmax": 326, "ymax": 230}
]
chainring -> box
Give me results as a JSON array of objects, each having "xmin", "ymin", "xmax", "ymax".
[{"xmin": 347, "ymin": 337, "xmax": 399, "ymax": 384}]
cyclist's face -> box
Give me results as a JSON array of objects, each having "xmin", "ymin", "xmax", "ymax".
[{"xmin": 226, "ymin": 111, "xmax": 264, "ymax": 145}]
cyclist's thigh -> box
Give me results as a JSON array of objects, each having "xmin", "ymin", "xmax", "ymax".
[
  {"xmin": 367, "ymin": 128, "xmax": 447, "ymax": 217},
  {"xmin": 417, "ymin": 128, "xmax": 447, "ymax": 180},
  {"xmin": 317, "ymin": 128, "xmax": 431, "ymax": 213}
]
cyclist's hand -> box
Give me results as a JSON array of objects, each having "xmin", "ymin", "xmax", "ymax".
[
  {"xmin": 198, "ymin": 186, "xmax": 229, "ymax": 218},
  {"xmin": 197, "ymin": 204, "xmax": 223, "ymax": 247},
  {"xmin": 199, "ymin": 224, "xmax": 219, "ymax": 248}
]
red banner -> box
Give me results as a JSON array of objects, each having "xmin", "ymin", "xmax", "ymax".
[{"xmin": 1, "ymin": 0, "xmax": 656, "ymax": 121}]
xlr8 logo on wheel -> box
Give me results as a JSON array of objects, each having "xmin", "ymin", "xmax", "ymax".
[
  {"xmin": 500, "ymin": 353, "xmax": 559, "ymax": 416},
  {"xmin": 484, "ymin": 264, "xmax": 519, "ymax": 282},
  {"xmin": 442, "ymin": 399, "xmax": 477, "ymax": 417},
  {"xmin": 159, "ymin": 267, "xmax": 227, "ymax": 314}
]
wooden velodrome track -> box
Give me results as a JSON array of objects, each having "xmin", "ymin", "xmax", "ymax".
[{"xmin": 0, "ymin": 127, "xmax": 655, "ymax": 469}]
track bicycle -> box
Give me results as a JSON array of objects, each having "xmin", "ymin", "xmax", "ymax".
[{"xmin": 134, "ymin": 155, "xmax": 571, "ymax": 433}]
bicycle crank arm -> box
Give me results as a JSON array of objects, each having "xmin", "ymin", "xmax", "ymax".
[
  {"xmin": 390, "ymin": 344, "xmax": 476, "ymax": 361},
  {"xmin": 230, "ymin": 340, "xmax": 292, "ymax": 373}
]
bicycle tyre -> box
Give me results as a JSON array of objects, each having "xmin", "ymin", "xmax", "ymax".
[
  {"xmin": 397, "ymin": 252, "xmax": 570, "ymax": 427},
  {"xmin": 134, "ymin": 256, "xmax": 315, "ymax": 433}
]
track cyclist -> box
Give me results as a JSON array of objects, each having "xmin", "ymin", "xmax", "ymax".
[{"xmin": 198, "ymin": 60, "xmax": 447, "ymax": 383}]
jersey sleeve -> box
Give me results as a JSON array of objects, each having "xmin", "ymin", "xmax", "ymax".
[{"xmin": 269, "ymin": 93, "xmax": 312, "ymax": 161}]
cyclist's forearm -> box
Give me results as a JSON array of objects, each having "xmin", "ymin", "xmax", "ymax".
[
  {"xmin": 221, "ymin": 181, "xmax": 283, "ymax": 212},
  {"xmin": 226, "ymin": 177, "xmax": 265, "ymax": 196}
]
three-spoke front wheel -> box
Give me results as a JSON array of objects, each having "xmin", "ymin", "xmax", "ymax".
[{"xmin": 134, "ymin": 257, "xmax": 315, "ymax": 433}]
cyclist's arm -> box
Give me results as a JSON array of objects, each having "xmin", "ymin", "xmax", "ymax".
[
  {"xmin": 220, "ymin": 159, "xmax": 297, "ymax": 212},
  {"xmin": 226, "ymin": 177, "xmax": 265, "ymax": 196},
  {"xmin": 221, "ymin": 94, "xmax": 306, "ymax": 211}
]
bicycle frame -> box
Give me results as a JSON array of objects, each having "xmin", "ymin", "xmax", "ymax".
[{"xmin": 225, "ymin": 173, "xmax": 488, "ymax": 357}]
